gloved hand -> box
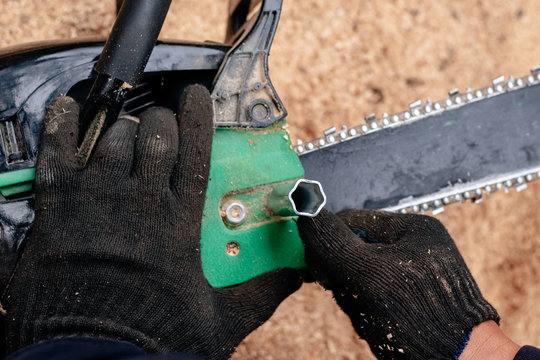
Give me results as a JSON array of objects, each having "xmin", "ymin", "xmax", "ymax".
[
  {"xmin": 297, "ymin": 209, "xmax": 499, "ymax": 359},
  {"xmin": 2, "ymin": 85, "xmax": 301, "ymax": 359}
]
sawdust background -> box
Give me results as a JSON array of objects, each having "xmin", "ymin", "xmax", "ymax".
[{"xmin": 1, "ymin": 0, "xmax": 539, "ymax": 358}]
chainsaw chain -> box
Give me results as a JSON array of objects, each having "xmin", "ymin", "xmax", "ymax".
[{"xmin": 294, "ymin": 67, "xmax": 540, "ymax": 215}]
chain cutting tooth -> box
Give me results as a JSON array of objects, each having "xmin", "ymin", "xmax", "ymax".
[
  {"xmin": 324, "ymin": 126, "xmax": 336, "ymax": 136},
  {"xmin": 382, "ymin": 113, "xmax": 390, "ymax": 126},
  {"xmin": 338, "ymin": 125, "xmax": 348, "ymax": 140},
  {"xmin": 448, "ymin": 89, "xmax": 459, "ymax": 97},
  {"xmin": 531, "ymin": 66, "xmax": 540, "ymax": 82},
  {"xmin": 409, "ymin": 100, "xmax": 422, "ymax": 117},
  {"xmin": 466, "ymin": 88, "xmax": 474, "ymax": 101},
  {"xmin": 517, "ymin": 184, "xmax": 528, "ymax": 192},
  {"xmin": 296, "ymin": 139, "xmax": 305, "ymax": 153},
  {"xmin": 492, "ymin": 75, "xmax": 505, "ymax": 93},
  {"xmin": 365, "ymin": 113, "xmax": 378, "ymax": 130}
]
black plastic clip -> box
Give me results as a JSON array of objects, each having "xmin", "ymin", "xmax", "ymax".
[{"xmin": 212, "ymin": 0, "xmax": 287, "ymax": 128}]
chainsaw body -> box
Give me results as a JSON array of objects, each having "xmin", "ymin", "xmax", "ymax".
[{"xmin": 0, "ymin": 0, "xmax": 311, "ymax": 289}]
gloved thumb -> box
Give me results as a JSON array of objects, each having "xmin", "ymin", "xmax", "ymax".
[{"xmin": 297, "ymin": 209, "xmax": 369, "ymax": 286}]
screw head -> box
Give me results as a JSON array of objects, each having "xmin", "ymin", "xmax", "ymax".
[
  {"xmin": 226, "ymin": 241, "xmax": 240, "ymax": 256},
  {"xmin": 225, "ymin": 202, "xmax": 246, "ymax": 225}
]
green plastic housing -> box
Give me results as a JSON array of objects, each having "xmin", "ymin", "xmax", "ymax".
[
  {"xmin": 0, "ymin": 167, "xmax": 35, "ymax": 197},
  {"xmin": 201, "ymin": 120, "xmax": 307, "ymax": 288}
]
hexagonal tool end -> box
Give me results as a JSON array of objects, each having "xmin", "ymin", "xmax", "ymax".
[{"xmin": 268, "ymin": 179, "xmax": 326, "ymax": 217}]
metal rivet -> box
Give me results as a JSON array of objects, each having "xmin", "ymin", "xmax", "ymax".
[
  {"xmin": 475, "ymin": 90, "xmax": 483, "ymax": 98},
  {"xmin": 306, "ymin": 143, "xmax": 314, "ymax": 150},
  {"xmin": 297, "ymin": 146, "xmax": 305, "ymax": 153},
  {"xmin": 392, "ymin": 115, "xmax": 400, "ymax": 122},
  {"xmin": 226, "ymin": 241, "xmax": 240, "ymax": 256},
  {"xmin": 349, "ymin": 128, "xmax": 357, "ymax": 136}
]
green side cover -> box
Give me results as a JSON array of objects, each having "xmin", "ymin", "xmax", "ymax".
[
  {"xmin": 201, "ymin": 120, "xmax": 307, "ymax": 288},
  {"xmin": 0, "ymin": 167, "xmax": 35, "ymax": 197}
]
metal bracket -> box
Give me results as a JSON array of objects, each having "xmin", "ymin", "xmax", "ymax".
[{"xmin": 212, "ymin": 0, "xmax": 287, "ymax": 128}]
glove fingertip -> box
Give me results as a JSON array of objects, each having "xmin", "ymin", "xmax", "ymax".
[{"xmin": 39, "ymin": 96, "xmax": 80, "ymax": 168}]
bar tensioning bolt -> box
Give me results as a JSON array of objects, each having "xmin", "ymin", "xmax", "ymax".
[{"xmin": 225, "ymin": 202, "xmax": 246, "ymax": 225}]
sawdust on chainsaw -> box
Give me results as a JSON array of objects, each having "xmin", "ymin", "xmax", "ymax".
[{"xmin": 1, "ymin": 1, "xmax": 539, "ymax": 359}]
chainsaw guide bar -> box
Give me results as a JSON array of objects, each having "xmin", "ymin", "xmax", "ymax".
[{"xmin": 298, "ymin": 70, "xmax": 540, "ymax": 215}]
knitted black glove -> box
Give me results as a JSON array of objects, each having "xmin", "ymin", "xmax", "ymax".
[
  {"xmin": 2, "ymin": 85, "xmax": 301, "ymax": 359},
  {"xmin": 297, "ymin": 209, "xmax": 499, "ymax": 359}
]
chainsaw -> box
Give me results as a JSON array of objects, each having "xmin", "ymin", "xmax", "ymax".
[{"xmin": 1, "ymin": 0, "xmax": 539, "ymax": 294}]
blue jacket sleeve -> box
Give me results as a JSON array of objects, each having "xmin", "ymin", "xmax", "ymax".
[
  {"xmin": 6, "ymin": 337, "xmax": 202, "ymax": 360},
  {"xmin": 514, "ymin": 345, "xmax": 540, "ymax": 360}
]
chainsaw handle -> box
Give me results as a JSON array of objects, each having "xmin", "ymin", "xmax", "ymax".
[{"xmin": 77, "ymin": 0, "xmax": 172, "ymax": 166}]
